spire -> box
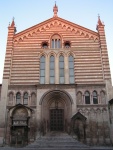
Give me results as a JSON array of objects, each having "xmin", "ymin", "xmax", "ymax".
[
  {"xmin": 97, "ymin": 15, "xmax": 103, "ymax": 26},
  {"xmin": 10, "ymin": 17, "xmax": 17, "ymax": 33},
  {"xmin": 11, "ymin": 17, "xmax": 15, "ymax": 27},
  {"xmin": 96, "ymin": 14, "xmax": 104, "ymax": 30},
  {"xmin": 53, "ymin": 1, "xmax": 58, "ymax": 17}
]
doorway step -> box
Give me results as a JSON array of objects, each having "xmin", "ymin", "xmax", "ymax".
[
  {"xmin": 2, "ymin": 132, "xmax": 113, "ymax": 150},
  {"xmin": 22, "ymin": 131, "xmax": 111, "ymax": 150}
]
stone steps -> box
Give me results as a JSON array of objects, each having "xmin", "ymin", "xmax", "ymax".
[{"xmin": 1, "ymin": 132, "xmax": 113, "ymax": 150}]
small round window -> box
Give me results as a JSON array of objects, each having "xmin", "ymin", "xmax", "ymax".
[
  {"xmin": 64, "ymin": 41, "xmax": 70, "ymax": 48},
  {"xmin": 42, "ymin": 42, "xmax": 48, "ymax": 49}
]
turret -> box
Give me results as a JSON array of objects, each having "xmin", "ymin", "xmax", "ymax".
[
  {"xmin": 96, "ymin": 15, "xmax": 111, "ymax": 81},
  {"xmin": 3, "ymin": 18, "xmax": 16, "ymax": 80}
]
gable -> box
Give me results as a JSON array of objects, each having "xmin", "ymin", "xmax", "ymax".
[
  {"xmin": 14, "ymin": 17, "xmax": 99, "ymax": 43},
  {"xmin": 71, "ymin": 112, "xmax": 87, "ymax": 121}
]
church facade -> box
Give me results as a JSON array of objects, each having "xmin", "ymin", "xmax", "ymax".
[{"xmin": 0, "ymin": 4, "xmax": 113, "ymax": 146}]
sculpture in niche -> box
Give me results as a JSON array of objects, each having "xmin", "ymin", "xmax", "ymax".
[
  {"xmin": 100, "ymin": 91, "xmax": 106, "ymax": 104},
  {"xmin": 76, "ymin": 92, "xmax": 82, "ymax": 104},
  {"xmin": 8, "ymin": 92, "xmax": 13, "ymax": 106},
  {"xmin": 31, "ymin": 93, "xmax": 36, "ymax": 105}
]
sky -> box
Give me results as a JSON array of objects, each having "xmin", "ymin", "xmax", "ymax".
[{"xmin": 0, "ymin": 0, "xmax": 113, "ymax": 85}]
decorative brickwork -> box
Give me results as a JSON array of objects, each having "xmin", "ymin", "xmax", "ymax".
[{"xmin": 0, "ymin": 5, "xmax": 113, "ymax": 147}]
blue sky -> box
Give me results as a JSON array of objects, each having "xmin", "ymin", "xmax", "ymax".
[{"xmin": 0, "ymin": 0, "xmax": 113, "ymax": 84}]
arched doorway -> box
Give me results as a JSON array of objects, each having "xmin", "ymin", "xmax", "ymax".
[{"xmin": 40, "ymin": 90, "xmax": 73, "ymax": 132}]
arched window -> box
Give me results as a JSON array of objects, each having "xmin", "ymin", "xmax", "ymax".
[
  {"xmin": 69, "ymin": 55, "xmax": 74, "ymax": 83},
  {"xmin": 50, "ymin": 56, "xmax": 55, "ymax": 84},
  {"xmin": 85, "ymin": 91, "xmax": 90, "ymax": 104},
  {"xmin": 51, "ymin": 34, "xmax": 61, "ymax": 48},
  {"xmin": 40, "ymin": 56, "xmax": 45, "ymax": 84},
  {"xmin": 59, "ymin": 55, "xmax": 64, "ymax": 83},
  {"xmin": 16, "ymin": 92, "xmax": 21, "ymax": 104},
  {"xmin": 93, "ymin": 91, "xmax": 98, "ymax": 104},
  {"xmin": 23, "ymin": 92, "xmax": 28, "ymax": 105}
]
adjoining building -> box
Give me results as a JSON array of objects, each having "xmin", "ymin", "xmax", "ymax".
[{"xmin": 0, "ymin": 4, "xmax": 113, "ymax": 147}]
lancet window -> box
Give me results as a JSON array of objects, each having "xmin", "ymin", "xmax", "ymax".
[
  {"xmin": 59, "ymin": 55, "xmax": 64, "ymax": 83},
  {"xmin": 50, "ymin": 56, "xmax": 55, "ymax": 84},
  {"xmin": 23, "ymin": 92, "xmax": 28, "ymax": 105},
  {"xmin": 85, "ymin": 91, "xmax": 90, "ymax": 104},
  {"xmin": 93, "ymin": 91, "xmax": 98, "ymax": 104},
  {"xmin": 40, "ymin": 56, "xmax": 45, "ymax": 84},
  {"xmin": 68, "ymin": 55, "xmax": 74, "ymax": 83},
  {"xmin": 16, "ymin": 92, "xmax": 21, "ymax": 104}
]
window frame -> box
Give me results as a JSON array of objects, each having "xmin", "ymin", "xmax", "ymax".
[
  {"xmin": 16, "ymin": 92, "xmax": 21, "ymax": 104},
  {"xmin": 49, "ymin": 55, "xmax": 55, "ymax": 84},
  {"xmin": 40, "ymin": 56, "xmax": 45, "ymax": 84},
  {"xmin": 68, "ymin": 55, "xmax": 74, "ymax": 84},
  {"xmin": 85, "ymin": 91, "xmax": 90, "ymax": 104},
  {"xmin": 51, "ymin": 34, "xmax": 61, "ymax": 49},
  {"xmin": 93, "ymin": 91, "xmax": 98, "ymax": 104},
  {"xmin": 23, "ymin": 92, "xmax": 28, "ymax": 105},
  {"xmin": 59, "ymin": 55, "xmax": 65, "ymax": 84}
]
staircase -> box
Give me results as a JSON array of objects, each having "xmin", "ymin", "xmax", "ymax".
[
  {"xmin": 24, "ymin": 132, "xmax": 89, "ymax": 150},
  {"xmin": 1, "ymin": 132, "xmax": 113, "ymax": 150},
  {"xmin": 26, "ymin": 132, "xmax": 89, "ymax": 150}
]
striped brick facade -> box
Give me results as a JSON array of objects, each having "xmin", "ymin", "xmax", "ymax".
[
  {"xmin": 0, "ymin": 5, "xmax": 113, "ymax": 146},
  {"xmin": 3, "ymin": 16, "xmax": 110, "ymax": 85}
]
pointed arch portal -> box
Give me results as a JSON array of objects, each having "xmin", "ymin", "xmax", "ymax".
[{"xmin": 40, "ymin": 90, "xmax": 73, "ymax": 131}]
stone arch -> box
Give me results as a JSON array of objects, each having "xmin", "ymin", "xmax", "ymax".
[
  {"xmin": 66, "ymin": 51, "xmax": 75, "ymax": 57},
  {"xmin": 48, "ymin": 51, "xmax": 57, "ymax": 57},
  {"xmin": 40, "ymin": 89, "xmax": 73, "ymax": 131},
  {"xmin": 9, "ymin": 104, "xmax": 32, "ymax": 118},
  {"xmin": 39, "ymin": 89, "xmax": 73, "ymax": 105},
  {"xmin": 39, "ymin": 52, "xmax": 47, "ymax": 58},
  {"xmin": 57, "ymin": 51, "xmax": 66, "ymax": 57},
  {"xmin": 12, "ymin": 107, "xmax": 28, "ymax": 118}
]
